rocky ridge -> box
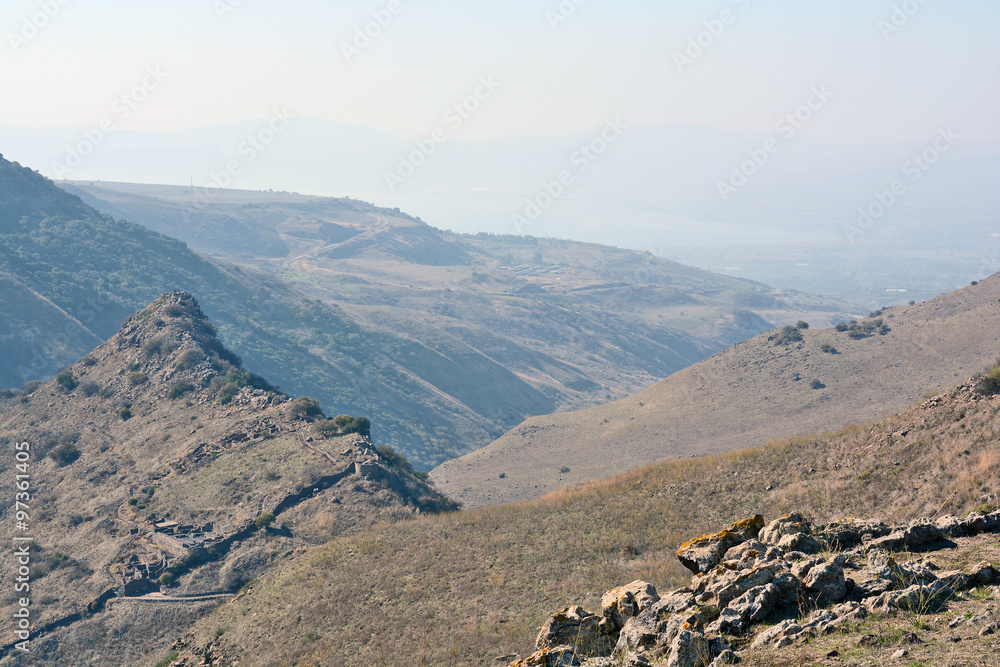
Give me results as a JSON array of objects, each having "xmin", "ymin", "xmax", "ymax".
[{"xmin": 516, "ymin": 510, "xmax": 1000, "ymax": 666}]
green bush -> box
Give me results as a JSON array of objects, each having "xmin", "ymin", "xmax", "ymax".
[
  {"xmin": 834, "ymin": 322, "xmax": 849, "ymax": 332},
  {"xmin": 168, "ymin": 381, "xmax": 195, "ymax": 399},
  {"xmin": 795, "ymin": 320, "xmax": 809, "ymax": 329},
  {"xmin": 56, "ymin": 370, "xmax": 77, "ymax": 392},
  {"xmin": 158, "ymin": 572, "xmax": 176, "ymax": 588},
  {"xmin": 810, "ymin": 379, "xmax": 825, "ymax": 389},
  {"xmin": 21, "ymin": 380, "xmax": 41, "ymax": 395},
  {"xmin": 290, "ymin": 396, "xmax": 323, "ymax": 419},
  {"xmin": 79, "ymin": 381, "xmax": 101, "ymax": 397},
  {"xmin": 126, "ymin": 371, "xmax": 148, "ymax": 386},
  {"xmin": 255, "ymin": 513, "xmax": 275, "ymax": 529},
  {"xmin": 559, "ymin": 466, "xmax": 571, "ymax": 474},
  {"xmin": 49, "ymin": 443, "xmax": 81, "ymax": 466},
  {"xmin": 79, "ymin": 355, "xmax": 97, "ymax": 366},
  {"xmin": 976, "ymin": 360, "xmax": 1000, "ymax": 396},
  {"xmin": 216, "ymin": 382, "xmax": 240, "ymax": 404},
  {"xmin": 773, "ymin": 325, "xmax": 803, "ymax": 346},
  {"xmin": 118, "ymin": 406, "xmax": 132, "ymax": 420},
  {"xmin": 820, "ymin": 344, "xmax": 837, "ymax": 354}
]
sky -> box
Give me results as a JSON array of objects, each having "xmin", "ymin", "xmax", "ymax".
[
  {"xmin": 1, "ymin": 1, "xmax": 998, "ymax": 263},
  {"xmin": 3, "ymin": 0, "xmax": 999, "ymax": 142}
]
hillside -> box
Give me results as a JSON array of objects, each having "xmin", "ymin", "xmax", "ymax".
[
  {"xmin": 431, "ymin": 274, "xmax": 1000, "ymax": 506},
  {"xmin": 160, "ymin": 364, "xmax": 1000, "ymax": 666},
  {"xmin": 0, "ymin": 161, "xmax": 860, "ymax": 468},
  {"xmin": 0, "ymin": 291, "xmax": 454, "ymax": 666},
  {"xmin": 62, "ymin": 180, "xmax": 858, "ymax": 430}
]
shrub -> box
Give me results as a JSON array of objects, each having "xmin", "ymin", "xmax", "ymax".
[
  {"xmin": 49, "ymin": 443, "xmax": 81, "ymax": 466},
  {"xmin": 375, "ymin": 445, "xmax": 416, "ymax": 476},
  {"xmin": 976, "ymin": 360, "xmax": 1000, "ymax": 396},
  {"xmin": 834, "ymin": 322, "xmax": 849, "ymax": 332},
  {"xmin": 773, "ymin": 325, "xmax": 803, "ymax": 346},
  {"xmin": 848, "ymin": 330, "xmax": 866, "ymax": 340},
  {"xmin": 216, "ymin": 382, "xmax": 240, "ymax": 405},
  {"xmin": 559, "ymin": 466, "xmax": 571, "ymax": 474},
  {"xmin": 56, "ymin": 370, "xmax": 77, "ymax": 392},
  {"xmin": 22, "ymin": 380, "xmax": 42, "ymax": 395},
  {"xmin": 255, "ymin": 513, "xmax": 275, "ymax": 529},
  {"xmin": 820, "ymin": 344, "xmax": 838, "ymax": 354},
  {"xmin": 158, "ymin": 572, "xmax": 176, "ymax": 588},
  {"xmin": 795, "ymin": 320, "xmax": 809, "ymax": 330},
  {"xmin": 79, "ymin": 381, "xmax": 101, "ymax": 397},
  {"xmin": 290, "ymin": 396, "xmax": 323, "ymax": 419},
  {"xmin": 127, "ymin": 371, "xmax": 148, "ymax": 386},
  {"xmin": 168, "ymin": 381, "xmax": 195, "ymax": 399},
  {"xmin": 810, "ymin": 379, "xmax": 825, "ymax": 389},
  {"xmin": 878, "ymin": 324, "xmax": 890, "ymax": 335},
  {"xmin": 174, "ymin": 348, "xmax": 203, "ymax": 370},
  {"xmin": 118, "ymin": 407, "xmax": 132, "ymax": 420},
  {"xmin": 142, "ymin": 336, "xmax": 178, "ymax": 358},
  {"xmin": 163, "ymin": 303, "xmax": 185, "ymax": 317},
  {"xmin": 79, "ymin": 355, "xmax": 97, "ymax": 366}
]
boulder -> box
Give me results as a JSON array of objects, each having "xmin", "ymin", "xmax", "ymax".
[
  {"xmin": 801, "ymin": 562, "xmax": 847, "ymax": 605},
  {"xmin": 534, "ymin": 606, "xmax": 602, "ymax": 653},
  {"xmin": 667, "ymin": 628, "xmax": 712, "ymax": 667},
  {"xmin": 758, "ymin": 514, "xmax": 811, "ymax": 545},
  {"xmin": 676, "ymin": 516, "xmax": 764, "ymax": 574},
  {"xmin": 510, "ymin": 646, "xmax": 580, "ymax": 667},
  {"xmin": 601, "ymin": 580, "xmax": 660, "ymax": 632}
]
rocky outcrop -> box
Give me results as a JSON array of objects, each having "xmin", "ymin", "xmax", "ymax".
[{"xmin": 514, "ymin": 509, "xmax": 1000, "ymax": 667}]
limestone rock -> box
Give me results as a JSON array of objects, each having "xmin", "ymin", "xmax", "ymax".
[
  {"xmin": 676, "ymin": 516, "xmax": 764, "ymax": 574},
  {"xmin": 535, "ymin": 606, "xmax": 602, "ymax": 654},
  {"xmin": 601, "ymin": 580, "xmax": 660, "ymax": 631},
  {"xmin": 801, "ymin": 562, "xmax": 847, "ymax": 605},
  {"xmin": 510, "ymin": 645, "xmax": 580, "ymax": 667},
  {"xmin": 667, "ymin": 628, "xmax": 712, "ymax": 667}
]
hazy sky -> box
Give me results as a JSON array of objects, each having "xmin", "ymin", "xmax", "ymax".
[{"xmin": 3, "ymin": 0, "xmax": 999, "ymax": 142}]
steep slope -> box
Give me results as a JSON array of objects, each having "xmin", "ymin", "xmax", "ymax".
[
  {"xmin": 0, "ymin": 291, "xmax": 454, "ymax": 666},
  {"xmin": 164, "ymin": 366, "xmax": 1000, "ymax": 666},
  {"xmin": 431, "ymin": 274, "xmax": 1000, "ymax": 507}
]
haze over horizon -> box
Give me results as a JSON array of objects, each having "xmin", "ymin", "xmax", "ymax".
[{"xmin": 3, "ymin": 1, "xmax": 999, "ymax": 284}]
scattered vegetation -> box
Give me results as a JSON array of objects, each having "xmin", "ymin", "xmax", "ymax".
[
  {"xmin": 312, "ymin": 414, "xmax": 371, "ymax": 437},
  {"xmin": 254, "ymin": 513, "xmax": 275, "ymax": 530},
  {"xmin": 79, "ymin": 381, "xmax": 101, "ymax": 397},
  {"xmin": 819, "ymin": 344, "xmax": 838, "ymax": 354},
  {"xmin": 155, "ymin": 649, "xmax": 179, "ymax": 667}
]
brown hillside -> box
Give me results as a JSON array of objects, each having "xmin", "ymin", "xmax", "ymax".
[
  {"xmin": 164, "ymin": 367, "xmax": 1000, "ymax": 666},
  {"xmin": 431, "ymin": 273, "xmax": 1000, "ymax": 507},
  {"xmin": 0, "ymin": 291, "xmax": 454, "ymax": 666}
]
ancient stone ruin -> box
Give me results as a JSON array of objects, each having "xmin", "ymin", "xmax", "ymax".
[{"xmin": 514, "ymin": 510, "xmax": 1000, "ymax": 666}]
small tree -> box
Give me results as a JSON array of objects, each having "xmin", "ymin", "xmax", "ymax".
[
  {"xmin": 795, "ymin": 320, "xmax": 809, "ymax": 330},
  {"xmin": 290, "ymin": 396, "xmax": 323, "ymax": 419},
  {"xmin": 255, "ymin": 513, "xmax": 275, "ymax": 529},
  {"xmin": 56, "ymin": 371, "xmax": 77, "ymax": 392}
]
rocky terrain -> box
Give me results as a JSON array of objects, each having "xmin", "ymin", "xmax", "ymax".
[
  {"xmin": 149, "ymin": 359, "xmax": 1000, "ymax": 666},
  {"xmin": 433, "ymin": 273, "xmax": 1000, "ymax": 507},
  {"xmin": 0, "ymin": 291, "xmax": 454, "ymax": 666},
  {"xmin": 516, "ymin": 511, "xmax": 1000, "ymax": 666}
]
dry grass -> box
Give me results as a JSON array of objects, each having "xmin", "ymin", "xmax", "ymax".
[{"xmin": 179, "ymin": 389, "xmax": 1000, "ymax": 665}]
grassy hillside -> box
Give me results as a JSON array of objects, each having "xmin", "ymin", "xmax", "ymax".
[
  {"xmin": 162, "ymin": 365, "xmax": 1000, "ymax": 666},
  {"xmin": 0, "ymin": 292, "xmax": 454, "ymax": 666},
  {"xmin": 432, "ymin": 274, "xmax": 1000, "ymax": 506}
]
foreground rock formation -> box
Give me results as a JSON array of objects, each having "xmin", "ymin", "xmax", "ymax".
[{"xmin": 514, "ymin": 510, "xmax": 1000, "ymax": 666}]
